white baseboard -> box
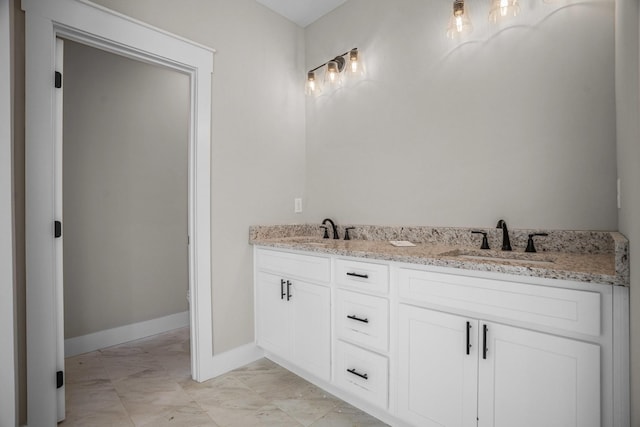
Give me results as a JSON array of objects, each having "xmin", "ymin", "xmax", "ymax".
[
  {"xmin": 199, "ymin": 342, "xmax": 264, "ymax": 380},
  {"xmin": 64, "ymin": 311, "xmax": 190, "ymax": 357}
]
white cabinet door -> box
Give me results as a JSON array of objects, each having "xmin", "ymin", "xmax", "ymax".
[
  {"xmin": 256, "ymin": 272, "xmax": 292, "ymax": 359},
  {"xmin": 291, "ymin": 280, "xmax": 331, "ymax": 380},
  {"xmin": 256, "ymin": 270, "xmax": 331, "ymax": 381},
  {"xmin": 478, "ymin": 322, "xmax": 600, "ymax": 427},
  {"xmin": 398, "ymin": 304, "xmax": 478, "ymax": 427}
]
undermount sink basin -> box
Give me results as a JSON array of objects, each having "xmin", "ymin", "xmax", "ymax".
[{"xmin": 440, "ymin": 249, "xmax": 555, "ymax": 266}]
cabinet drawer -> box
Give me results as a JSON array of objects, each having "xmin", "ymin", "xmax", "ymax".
[
  {"xmin": 398, "ymin": 268, "xmax": 601, "ymax": 336},
  {"xmin": 336, "ymin": 290, "xmax": 389, "ymax": 352},
  {"xmin": 334, "ymin": 341, "xmax": 388, "ymax": 409},
  {"xmin": 257, "ymin": 248, "xmax": 330, "ymax": 283},
  {"xmin": 335, "ymin": 259, "xmax": 389, "ymax": 294}
]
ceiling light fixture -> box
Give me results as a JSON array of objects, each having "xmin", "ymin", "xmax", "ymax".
[{"xmin": 305, "ymin": 48, "xmax": 362, "ymax": 96}]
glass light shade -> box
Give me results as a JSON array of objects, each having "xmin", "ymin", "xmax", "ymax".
[
  {"xmin": 324, "ymin": 60, "xmax": 343, "ymax": 88},
  {"xmin": 305, "ymin": 71, "xmax": 321, "ymax": 96},
  {"xmin": 345, "ymin": 49, "xmax": 365, "ymax": 78},
  {"xmin": 489, "ymin": 0, "xmax": 520, "ymax": 22},
  {"xmin": 446, "ymin": 0, "xmax": 473, "ymax": 39}
]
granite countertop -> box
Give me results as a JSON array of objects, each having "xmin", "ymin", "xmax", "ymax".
[{"xmin": 249, "ymin": 225, "xmax": 629, "ymax": 286}]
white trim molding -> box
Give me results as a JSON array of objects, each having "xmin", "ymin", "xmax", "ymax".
[
  {"xmin": 22, "ymin": 0, "xmax": 214, "ymax": 424},
  {"xmin": 203, "ymin": 343, "xmax": 265, "ymax": 380},
  {"xmin": 0, "ymin": 0, "xmax": 17, "ymax": 425},
  {"xmin": 64, "ymin": 312, "xmax": 190, "ymax": 357},
  {"xmin": 613, "ymin": 286, "xmax": 631, "ymax": 427}
]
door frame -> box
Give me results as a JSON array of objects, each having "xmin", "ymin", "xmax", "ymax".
[
  {"xmin": 0, "ymin": 0, "xmax": 17, "ymax": 425},
  {"xmin": 23, "ymin": 0, "xmax": 214, "ymax": 425}
]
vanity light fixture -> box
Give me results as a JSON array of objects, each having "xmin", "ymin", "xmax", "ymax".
[
  {"xmin": 305, "ymin": 48, "xmax": 362, "ymax": 96},
  {"xmin": 488, "ymin": 0, "xmax": 520, "ymax": 22},
  {"xmin": 446, "ymin": 0, "xmax": 473, "ymax": 38}
]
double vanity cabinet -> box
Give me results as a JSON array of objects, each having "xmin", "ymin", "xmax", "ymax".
[{"xmin": 253, "ymin": 245, "xmax": 629, "ymax": 427}]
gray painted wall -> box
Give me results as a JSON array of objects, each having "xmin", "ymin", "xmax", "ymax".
[
  {"xmin": 305, "ymin": 0, "xmax": 617, "ymax": 231},
  {"xmin": 90, "ymin": 0, "xmax": 620, "ymax": 351},
  {"xmin": 615, "ymin": 0, "xmax": 640, "ymax": 424},
  {"xmin": 63, "ymin": 40, "xmax": 190, "ymax": 338},
  {"xmin": 90, "ymin": 0, "xmax": 308, "ymax": 353}
]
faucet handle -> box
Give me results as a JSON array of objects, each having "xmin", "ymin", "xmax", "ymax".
[
  {"xmin": 471, "ymin": 231, "xmax": 490, "ymax": 250},
  {"xmin": 320, "ymin": 225, "xmax": 329, "ymax": 239},
  {"xmin": 344, "ymin": 227, "xmax": 355, "ymax": 241},
  {"xmin": 525, "ymin": 233, "xmax": 548, "ymax": 253}
]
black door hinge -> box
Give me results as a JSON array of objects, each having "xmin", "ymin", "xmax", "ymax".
[
  {"xmin": 56, "ymin": 371, "xmax": 64, "ymax": 388},
  {"xmin": 54, "ymin": 220, "xmax": 62, "ymax": 238},
  {"xmin": 54, "ymin": 71, "xmax": 62, "ymax": 89}
]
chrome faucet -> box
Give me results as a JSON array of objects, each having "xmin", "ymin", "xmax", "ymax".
[
  {"xmin": 496, "ymin": 219, "xmax": 512, "ymax": 251},
  {"xmin": 321, "ymin": 218, "xmax": 339, "ymax": 239}
]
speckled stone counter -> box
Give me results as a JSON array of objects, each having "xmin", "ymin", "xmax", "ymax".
[{"xmin": 249, "ymin": 224, "xmax": 629, "ymax": 286}]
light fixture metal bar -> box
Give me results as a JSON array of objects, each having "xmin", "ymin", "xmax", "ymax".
[{"xmin": 307, "ymin": 47, "xmax": 358, "ymax": 74}]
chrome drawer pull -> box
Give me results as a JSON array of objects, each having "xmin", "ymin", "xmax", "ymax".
[
  {"xmin": 347, "ymin": 314, "xmax": 369, "ymax": 324},
  {"xmin": 347, "ymin": 368, "xmax": 368, "ymax": 380},
  {"xmin": 346, "ymin": 272, "xmax": 369, "ymax": 279}
]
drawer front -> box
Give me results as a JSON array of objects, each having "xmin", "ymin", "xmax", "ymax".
[
  {"xmin": 257, "ymin": 248, "xmax": 330, "ymax": 284},
  {"xmin": 335, "ymin": 259, "xmax": 389, "ymax": 294},
  {"xmin": 398, "ymin": 268, "xmax": 601, "ymax": 336},
  {"xmin": 336, "ymin": 290, "xmax": 389, "ymax": 352},
  {"xmin": 334, "ymin": 341, "xmax": 388, "ymax": 409}
]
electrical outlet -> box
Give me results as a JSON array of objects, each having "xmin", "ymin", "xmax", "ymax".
[{"xmin": 294, "ymin": 198, "xmax": 303, "ymax": 213}]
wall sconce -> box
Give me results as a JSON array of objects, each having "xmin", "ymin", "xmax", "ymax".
[
  {"xmin": 446, "ymin": 0, "xmax": 473, "ymax": 38},
  {"xmin": 305, "ymin": 48, "xmax": 363, "ymax": 96},
  {"xmin": 488, "ymin": 0, "xmax": 520, "ymax": 22}
]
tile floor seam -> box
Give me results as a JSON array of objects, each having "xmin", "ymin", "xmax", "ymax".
[
  {"xmin": 114, "ymin": 384, "xmax": 137, "ymax": 427},
  {"xmin": 61, "ymin": 327, "xmax": 388, "ymax": 427},
  {"xmin": 176, "ymin": 379, "xmax": 216, "ymax": 427}
]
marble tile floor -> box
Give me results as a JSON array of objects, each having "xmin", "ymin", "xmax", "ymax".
[{"xmin": 60, "ymin": 327, "xmax": 389, "ymax": 426}]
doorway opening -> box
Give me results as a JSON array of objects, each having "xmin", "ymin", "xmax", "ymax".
[
  {"xmin": 24, "ymin": 1, "xmax": 214, "ymax": 425},
  {"xmin": 60, "ymin": 36, "xmax": 192, "ymax": 415}
]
